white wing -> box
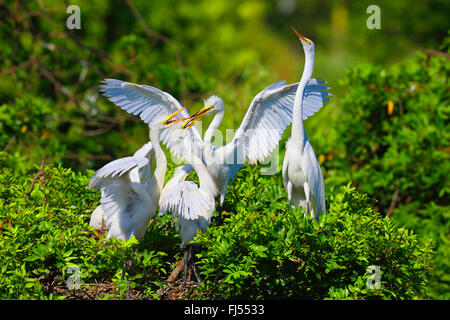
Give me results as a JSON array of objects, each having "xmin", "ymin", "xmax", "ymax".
[
  {"xmin": 159, "ymin": 164, "xmax": 193, "ymax": 207},
  {"xmin": 302, "ymin": 78, "xmax": 331, "ymax": 119},
  {"xmin": 89, "ymin": 154, "xmax": 157, "ymax": 241},
  {"xmin": 89, "ymin": 156, "xmax": 149, "ymax": 189},
  {"xmin": 130, "ymin": 142, "xmax": 154, "ymax": 184},
  {"xmin": 302, "ymin": 141, "xmax": 326, "ymax": 217},
  {"xmin": 100, "ymin": 79, "xmax": 203, "ymax": 160},
  {"xmin": 227, "ymin": 79, "xmax": 330, "ymax": 164},
  {"xmin": 132, "ymin": 141, "xmax": 154, "ymax": 158},
  {"xmin": 159, "ymin": 181, "xmax": 212, "ymax": 220}
]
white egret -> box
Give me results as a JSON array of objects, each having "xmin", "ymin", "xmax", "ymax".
[
  {"xmin": 88, "ymin": 109, "xmax": 187, "ymax": 290},
  {"xmin": 89, "ymin": 141, "xmax": 154, "ymax": 232},
  {"xmin": 282, "ymin": 27, "xmax": 326, "ymax": 220},
  {"xmin": 159, "ymin": 131, "xmax": 219, "ymax": 285},
  {"xmin": 100, "ymin": 77, "xmax": 330, "ymax": 210}
]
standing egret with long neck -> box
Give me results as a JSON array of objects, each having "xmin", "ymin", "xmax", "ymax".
[{"xmin": 282, "ymin": 27, "xmax": 327, "ymax": 220}]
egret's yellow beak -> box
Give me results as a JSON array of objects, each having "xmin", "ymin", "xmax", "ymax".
[
  {"xmin": 164, "ymin": 108, "xmax": 186, "ymax": 126},
  {"xmin": 182, "ymin": 105, "xmax": 213, "ymax": 129},
  {"xmin": 290, "ymin": 26, "xmax": 311, "ymax": 45}
]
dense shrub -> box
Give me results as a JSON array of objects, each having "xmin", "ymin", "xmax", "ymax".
[
  {"xmin": 0, "ymin": 155, "xmax": 181, "ymax": 299},
  {"xmin": 320, "ymin": 47, "xmax": 449, "ymax": 298},
  {"xmin": 0, "ymin": 157, "xmax": 434, "ymax": 299},
  {"xmin": 191, "ymin": 166, "xmax": 434, "ymax": 299}
]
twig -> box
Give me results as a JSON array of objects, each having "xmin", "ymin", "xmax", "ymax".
[
  {"xmin": 30, "ymin": 56, "xmax": 72, "ymax": 98},
  {"xmin": 387, "ymin": 185, "xmax": 399, "ymax": 218},
  {"xmin": 63, "ymin": 153, "xmax": 112, "ymax": 161},
  {"xmin": 28, "ymin": 158, "xmax": 46, "ymax": 198},
  {"xmin": 422, "ymin": 49, "xmax": 450, "ymax": 59},
  {"xmin": 423, "ymin": 49, "xmax": 450, "ymax": 68},
  {"xmin": 0, "ymin": 59, "xmax": 33, "ymax": 78},
  {"xmin": 167, "ymin": 259, "xmax": 185, "ymax": 282}
]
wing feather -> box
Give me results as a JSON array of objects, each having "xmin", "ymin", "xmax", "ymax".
[
  {"xmin": 89, "ymin": 156, "xmax": 149, "ymax": 189},
  {"xmin": 100, "ymin": 79, "xmax": 203, "ymax": 161},
  {"xmin": 229, "ymin": 79, "xmax": 330, "ymax": 164},
  {"xmin": 302, "ymin": 141, "xmax": 326, "ymax": 217}
]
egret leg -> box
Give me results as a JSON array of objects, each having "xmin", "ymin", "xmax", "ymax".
[
  {"xmin": 287, "ymin": 181, "xmax": 293, "ymax": 202},
  {"xmin": 182, "ymin": 244, "xmax": 202, "ymax": 286},
  {"xmin": 182, "ymin": 245, "xmax": 191, "ymax": 287},
  {"xmin": 303, "ymin": 182, "xmax": 310, "ymax": 218},
  {"xmin": 216, "ymin": 206, "xmax": 224, "ymax": 226},
  {"xmin": 190, "ymin": 244, "xmax": 202, "ymax": 284}
]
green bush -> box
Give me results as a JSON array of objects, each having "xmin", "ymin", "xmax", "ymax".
[
  {"xmin": 0, "ymin": 157, "xmax": 434, "ymax": 299},
  {"xmin": 0, "ymin": 156, "xmax": 180, "ymax": 299},
  {"xmin": 320, "ymin": 47, "xmax": 449, "ymax": 299},
  {"xmin": 190, "ymin": 166, "xmax": 434, "ymax": 300}
]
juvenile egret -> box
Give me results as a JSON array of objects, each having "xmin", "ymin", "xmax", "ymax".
[
  {"xmin": 100, "ymin": 78, "xmax": 330, "ymax": 208},
  {"xmin": 89, "ymin": 142, "xmax": 154, "ymax": 232},
  {"xmin": 88, "ymin": 109, "xmax": 186, "ymax": 290},
  {"xmin": 159, "ymin": 130, "xmax": 219, "ymax": 285},
  {"xmin": 282, "ymin": 27, "xmax": 326, "ymax": 220}
]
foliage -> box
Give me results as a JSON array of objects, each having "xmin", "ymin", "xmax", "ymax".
[
  {"xmin": 0, "ymin": 0, "xmax": 447, "ymax": 300},
  {"xmin": 190, "ymin": 166, "xmax": 434, "ymax": 299},
  {"xmin": 0, "ymin": 155, "xmax": 179, "ymax": 299},
  {"xmin": 318, "ymin": 47, "xmax": 449, "ymax": 299},
  {"xmin": 0, "ymin": 156, "xmax": 434, "ymax": 299}
]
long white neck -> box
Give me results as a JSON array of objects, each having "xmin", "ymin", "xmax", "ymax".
[
  {"xmin": 204, "ymin": 108, "xmax": 224, "ymax": 145},
  {"xmin": 149, "ymin": 127, "xmax": 167, "ymax": 193},
  {"xmin": 291, "ymin": 48, "xmax": 315, "ymax": 152},
  {"xmin": 190, "ymin": 152, "xmax": 217, "ymax": 198}
]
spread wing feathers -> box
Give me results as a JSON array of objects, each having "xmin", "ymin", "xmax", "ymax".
[
  {"xmin": 159, "ymin": 181, "xmax": 213, "ymax": 221},
  {"xmin": 227, "ymin": 79, "xmax": 330, "ymax": 165},
  {"xmin": 100, "ymin": 178, "xmax": 135, "ymax": 240},
  {"xmin": 302, "ymin": 78, "xmax": 331, "ymax": 119},
  {"xmin": 132, "ymin": 141, "xmax": 154, "ymax": 158},
  {"xmin": 99, "ymin": 79, "xmax": 203, "ymax": 160},
  {"xmin": 159, "ymin": 165, "xmax": 193, "ymax": 209},
  {"xmin": 302, "ymin": 141, "xmax": 326, "ymax": 217},
  {"xmin": 130, "ymin": 142, "xmax": 154, "ymax": 184},
  {"xmin": 89, "ymin": 156, "xmax": 149, "ymax": 190}
]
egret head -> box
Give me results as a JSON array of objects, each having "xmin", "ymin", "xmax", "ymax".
[
  {"xmin": 203, "ymin": 95, "xmax": 224, "ymax": 114},
  {"xmin": 182, "ymin": 95, "xmax": 223, "ymax": 129},
  {"xmin": 290, "ymin": 26, "xmax": 315, "ymax": 53}
]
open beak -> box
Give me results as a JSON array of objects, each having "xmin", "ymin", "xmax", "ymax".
[
  {"xmin": 182, "ymin": 105, "xmax": 213, "ymax": 129},
  {"xmin": 163, "ymin": 108, "xmax": 187, "ymax": 126},
  {"xmin": 290, "ymin": 26, "xmax": 311, "ymax": 45}
]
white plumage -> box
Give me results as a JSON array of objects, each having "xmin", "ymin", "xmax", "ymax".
[
  {"xmin": 282, "ymin": 28, "xmax": 327, "ymax": 221},
  {"xmin": 159, "ymin": 136, "xmax": 218, "ymax": 284},
  {"xmin": 88, "ymin": 115, "xmax": 182, "ymax": 241},
  {"xmin": 88, "ymin": 141, "xmax": 154, "ymax": 236}
]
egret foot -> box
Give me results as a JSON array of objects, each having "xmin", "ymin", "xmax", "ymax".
[{"xmin": 182, "ymin": 244, "xmax": 202, "ymax": 287}]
